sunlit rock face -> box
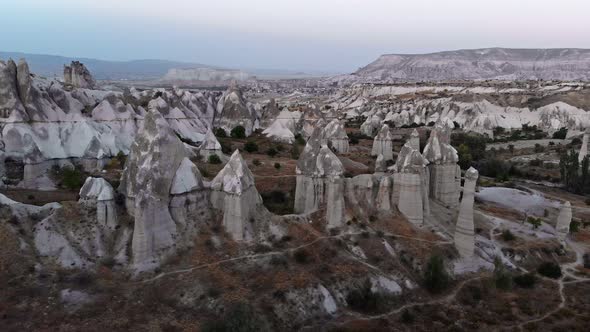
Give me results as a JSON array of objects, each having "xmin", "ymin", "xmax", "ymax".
[
  {"xmin": 391, "ymin": 142, "xmax": 429, "ymax": 225},
  {"xmin": 63, "ymin": 61, "xmax": 96, "ymax": 89},
  {"xmin": 215, "ymin": 84, "xmax": 258, "ymax": 136},
  {"xmin": 371, "ymin": 124, "xmax": 393, "ymax": 160},
  {"xmin": 361, "ymin": 113, "xmax": 383, "ymax": 137},
  {"xmin": 210, "ymin": 150, "xmax": 271, "ymax": 241},
  {"xmin": 454, "ymin": 167, "xmax": 478, "ymax": 258},
  {"xmin": 422, "ymin": 123, "xmax": 461, "ymax": 208},
  {"xmin": 119, "ymin": 108, "xmax": 187, "ymax": 272},
  {"xmin": 555, "ymin": 201, "xmax": 572, "ymax": 243},
  {"xmin": 323, "ymin": 119, "xmax": 349, "ymax": 154}
]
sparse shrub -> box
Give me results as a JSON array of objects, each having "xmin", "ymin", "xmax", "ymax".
[
  {"xmin": 537, "ymin": 261, "xmax": 562, "ymax": 279},
  {"xmin": 513, "ymin": 273, "xmax": 537, "ymax": 288},
  {"xmin": 494, "ymin": 258, "xmax": 512, "ymax": 290},
  {"xmin": 570, "ymin": 220, "xmax": 580, "ymax": 233},
  {"xmin": 208, "ymin": 154, "xmax": 222, "ymax": 164},
  {"xmin": 526, "ymin": 216, "xmax": 542, "ymax": 229},
  {"xmin": 423, "ymin": 254, "xmax": 450, "ymax": 294},
  {"xmin": 295, "ymin": 134, "xmax": 306, "ymax": 145},
  {"xmin": 529, "ymin": 159, "xmax": 542, "ymax": 167},
  {"xmin": 27, "ymin": 194, "xmax": 35, "ymax": 200},
  {"xmin": 252, "ymin": 159, "xmax": 261, "ymax": 166},
  {"xmin": 230, "ymin": 125, "xmax": 246, "ymax": 139},
  {"xmin": 350, "ymin": 136, "xmax": 359, "ymax": 145},
  {"xmin": 214, "ymin": 127, "xmax": 227, "ymax": 137},
  {"xmin": 533, "ymin": 144, "xmax": 545, "ymax": 153},
  {"xmin": 220, "ymin": 141, "xmax": 233, "ymax": 154},
  {"xmin": 274, "ymin": 162, "xmax": 281, "ymax": 170},
  {"xmin": 202, "ymin": 303, "xmax": 269, "ymax": 332},
  {"xmin": 275, "ymin": 144, "xmax": 284, "ymax": 152},
  {"xmin": 346, "ymin": 279, "xmax": 382, "ymax": 313},
  {"xmin": 244, "ymin": 141, "xmax": 258, "ymax": 153},
  {"xmin": 267, "ymin": 147, "xmax": 278, "ymax": 157},
  {"xmin": 502, "ymin": 230, "xmax": 516, "ymax": 241},
  {"xmin": 552, "ymin": 127, "xmax": 568, "ymax": 139},
  {"xmin": 401, "ymin": 309, "xmax": 415, "ymax": 324},
  {"xmin": 54, "ymin": 165, "xmax": 85, "ymax": 190},
  {"xmin": 293, "ymin": 249, "xmax": 310, "ymax": 264},
  {"xmin": 290, "ymin": 144, "xmax": 300, "ymax": 159},
  {"xmin": 269, "ymin": 255, "xmax": 288, "ymax": 268}
]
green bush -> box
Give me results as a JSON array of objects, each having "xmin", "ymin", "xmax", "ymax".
[
  {"xmin": 513, "ymin": 273, "xmax": 537, "ymax": 288},
  {"xmin": 201, "ymin": 303, "xmax": 269, "ymax": 332},
  {"xmin": 293, "ymin": 249, "xmax": 310, "ymax": 264},
  {"xmin": 526, "ymin": 216, "xmax": 542, "ymax": 229},
  {"xmin": 570, "ymin": 220, "xmax": 580, "ymax": 233},
  {"xmin": 534, "ymin": 144, "xmax": 545, "ymax": 153},
  {"xmin": 116, "ymin": 151, "xmax": 127, "ymax": 167},
  {"xmin": 252, "ymin": 159, "xmax": 261, "ymax": 166},
  {"xmin": 494, "ymin": 258, "xmax": 512, "ymax": 290},
  {"xmin": 290, "ymin": 145, "xmax": 300, "ymax": 159},
  {"xmin": 220, "ymin": 141, "xmax": 233, "ymax": 154},
  {"xmin": 295, "ymin": 134, "xmax": 306, "ymax": 145},
  {"xmin": 274, "ymin": 162, "xmax": 281, "ymax": 170},
  {"xmin": 537, "ymin": 262, "xmax": 562, "ymax": 279},
  {"xmin": 230, "ymin": 125, "xmax": 246, "ymax": 139},
  {"xmin": 244, "ymin": 141, "xmax": 258, "ymax": 153},
  {"xmin": 54, "ymin": 165, "xmax": 86, "ymax": 190},
  {"xmin": 208, "ymin": 154, "xmax": 222, "ymax": 164},
  {"xmin": 423, "ymin": 254, "xmax": 450, "ymax": 294},
  {"xmin": 214, "ymin": 127, "xmax": 227, "ymax": 137},
  {"xmin": 501, "ymin": 230, "xmax": 516, "ymax": 241},
  {"xmin": 346, "ymin": 279, "xmax": 383, "ymax": 313},
  {"xmin": 552, "ymin": 127, "xmax": 568, "ymax": 139},
  {"xmin": 267, "ymin": 147, "xmax": 278, "ymax": 157}
]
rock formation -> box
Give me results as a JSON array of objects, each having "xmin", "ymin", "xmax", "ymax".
[
  {"xmin": 409, "ymin": 129, "xmax": 420, "ymax": 151},
  {"xmin": 422, "ymin": 123, "xmax": 461, "ymax": 207},
  {"xmin": 200, "ymin": 127, "xmax": 223, "ymax": 159},
  {"xmin": 360, "ymin": 113, "xmax": 383, "ymax": 137},
  {"xmin": 555, "ymin": 201, "xmax": 572, "ymax": 242},
  {"xmin": 454, "ymin": 167, "xmax": 478, "ymax": 258},
  {"xmin": 298, "ymin": 105, "xmax": 325, "ymax": 138},
  {"xmin": 294, "ymin": 126, "xmax": 346, "ymax": 228},
  {"xmin": 210, "ymin": 150, "xmax": 270, "ymax": 241},
  {"xmin": 119, "ymin": 108, "xmax": 189, "ymax": 271},
  {"xmin": 79, "ymin": 177, "xmax": 117, "ymax": 229},
  {"xmin": 215, "ymin": 84, "xmax": 257, "ymax": 136},
  {"xmin": 64, "ymin": 61, "xmax": 96, "ymax": 88},
  {"xmin": 260, "ymin": 98, "xmax": 281, "ymax": 128},
  {"xmin": 371, "ymin": 124, "xmax": 393, "ymax": 160},
  {"xmin": 391, "ymin": 142, "xmax": 429, "ymax": 225},
  {"xmin": 323, "ymin": 119, "xmax": 349, "ymax": 154},
  {"xmin": 579, "ymin": 128, "xmax": 589, "ymax": 162}
]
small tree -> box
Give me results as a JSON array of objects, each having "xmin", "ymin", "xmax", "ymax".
[
  {"xmin": 214, "ymin": 127, "xmax": 227, "ymax": 137},
  {"xmin": 513, "ymin": 273, "xmax": 537, "ymax": 288},
  {"xmin": 267, "ymin": 147, "xmax": 278, "ymax": 157},
  {"xmin": 230, "ymin": 125, "xmax": 246, "ymax": 139},
  {"xmin": 244, "ymin": 141, "xmax": 258, "ymax": 153},
  {"xmin": 537, "ymin": 262, "xmax": 562, "ymax": 279},
  {"xmin": 552, "ymin": 127, "xmax": 568, "ymax": 139},
  {"xmin": 423, "ymin": 254, "xmax": 450, "ymax": 294},
  {"xmin": 208, "ymin": 154, "xmax": 222, "ymax": 164},
  {"xmin": 526, "ymin": 216, "xmax": 542, "ymax": 229},
  {"xmin": 493, "ymin": 257, "xmax": 512, "ymax": 290},
  {"xmin": 274, "ymin": 162, "xmax": 281, "ymax": 170}
]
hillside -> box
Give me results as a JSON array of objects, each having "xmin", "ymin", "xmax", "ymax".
[{"xmin": 354, "ymin": 48, "xmax": 590, "ymax": 81}]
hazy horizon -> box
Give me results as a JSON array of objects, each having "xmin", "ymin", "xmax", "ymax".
[{"xmin": 4, "ymin": 0, "xmax": 590, "ymax": 72}]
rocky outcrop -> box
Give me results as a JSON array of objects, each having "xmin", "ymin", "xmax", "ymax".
[
  {"xmin": 360, "ymin": 113, "xmax": 383, "ymax": 137},
  {"xmin": 294, "ymin": 126, "xmax": 345, "ymax": 228},
  {"xmin": 215, "ymin": 84, "xmax": 257, "ymax": 136},
  {"xmin": 323, "ymin": 119, "xmax": 349, "ymax": 154},
  {"xmin": 391, "ymin": 142, "xmax": 429, "ymax": 225},
  {"xmin": 79, "ymin": 177, "xmax": 117, "ymax": 229},
  {"xmin": 119, "ymin": 108, "xmax": 188, "ymax": 271},
  {"xmin": 579, "ymin": 129, "xmax": 589, "ymax": 163},
  {"xmin": 64, "ymin": 61, "xmax": 96, "ymax": 89},
  {"xmin": 409, "ymin": 129, "xmax": 420, "ymax": 151},
  {"xmin": 200, "ymin": 127, "xmax": 223, "ymax": 159},
  {"xmin": 298, "ymin": 105, "xmax": 325, "ymax": 138},
  {"xmin": 555, "ymin": 201, "xmax": 572, "ymax": 242},
  {"xmin": 371, "ymin": 124, "xmax": 393, "ymax": 160},
  {"xmin": 210, "ymin": 150, "xmax": 271, "ymax": 241},
  {"xmin": 423, "ymin": 123, "xmax": 461, "ymax": 208},
  {"xmin": 454, "ymin": 167, "xmax": 478, "ymax": 258},
  {"xmin": 260, "ymin": 98, "xmax": 281, "ymax": 128}
]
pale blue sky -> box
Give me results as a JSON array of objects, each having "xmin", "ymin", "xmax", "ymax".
[{"xmin": 3, "ymin": 0, "xmax": 590, "ymax": 72}]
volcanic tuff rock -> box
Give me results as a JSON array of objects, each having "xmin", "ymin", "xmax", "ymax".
[
  {"xmin": 64, "ymin": 61, "xmax": 96, "ymax": 88},
  {"xmin": 355, "ymin": 48, "xmax": 590, "ymax": 81},
  {"xmin": 454, "ymin": 167, "xmax": 478, "ymax": 258},
  {"xmin": 323, "ymin": 119, "xmax": 349, "ymax": 154},
  {"xmin": 215, "ymin": 84, "xmax": 258, "ymax": 136},
  {"xmin": 371, "ymin": 124, "xmax": 393, "ymax": 160},
  {"xmin": 119, "ymin": 108, "xmax": 190, "ymax": 271},
  {"xmin": 210, "ymin": 150, "xmax": 274, "ymax": 241},
  {"xmin": 579, "ymin": 128, "xmax": 589, "ymax": 162},
  {"xmin": 162, "ymin": 67, "xmax": 252, "ymax": 82},
  {"xmin": 555, "ymin": 201, "xmax": 572, "ymax": 243},
  {"xmin": 423, "ymin": 123, "xmax": 461, "ymax": 207}
]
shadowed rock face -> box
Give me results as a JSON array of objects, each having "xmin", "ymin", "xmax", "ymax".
[
  {"xmin": 454, "ymin": 167, "xmax": 479, "ymax": 258},
  {"xmin": 579, "ymin": 128, "xmax": 590, "ymax": 163},
  {"xmin": 120, "ymin": 108, "xmax": 186, "ymax": 271},
  {"xmin": 323, "ymin": 119, "xmax": 349, "ymax": 154},
  {"xmin": 392, "ymin": 142, "xmax": 430, "ymax": 225},
  {"xmin": 64, "ymin": 61, "xmax": 96, "ymax": 89}
]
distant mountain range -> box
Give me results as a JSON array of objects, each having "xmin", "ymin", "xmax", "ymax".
[
  {"xmin": 0, "ymin": 51, "xmax": 331, "ymax": 81},
  {"xmin": 353, "ymin": 48, "xmax": 590, "ymax": 81}
]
